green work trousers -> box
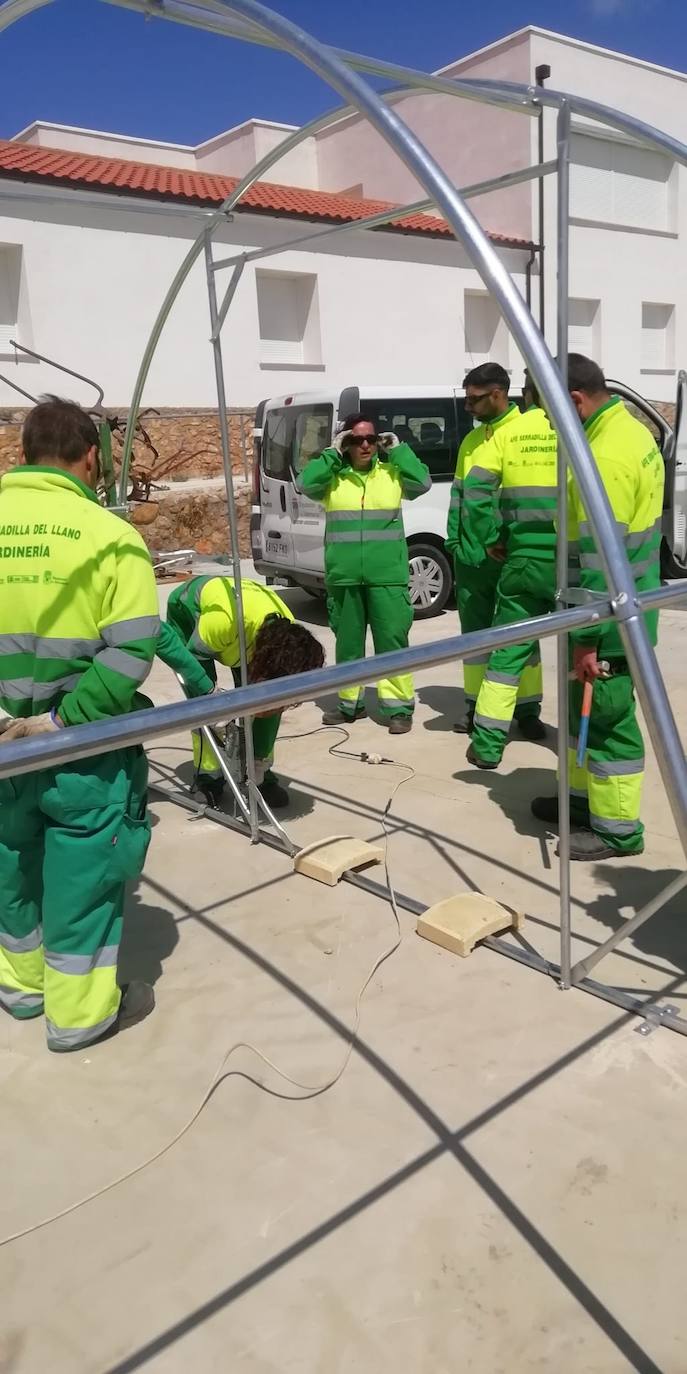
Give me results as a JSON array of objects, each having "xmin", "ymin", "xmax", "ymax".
[
  {"xmin": 568, "ymin": 664, "xmax": 645, "ymax": 853},
  {"xmin": 193, "ymin": 701, "xmax": 281, "ymax": 783},
  {"xmin": 471, "ymin": 555, "xmax": 556, "ymax": 763},
  {"xmin": 0, "ymin": 748, "xmax": 150, "ymax": 1050},
  {"xmin": 454, "ymin": 556, "xmax": 542, "ymax": 721},
  {"xmin": 166, "ymin": 598, "xmax": 281, "ymax": 782},
  {"xmin": 327, "ymin": 584, "xmax": 414, "ymax": 719}
]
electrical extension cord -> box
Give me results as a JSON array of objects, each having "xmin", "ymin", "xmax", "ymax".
[{"xmin": 0, "ymin": 739, "xmax": 414, "ymax": 1249}]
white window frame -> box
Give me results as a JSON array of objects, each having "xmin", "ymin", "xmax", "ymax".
[
  {"xmin": 641, "ymin": 301, "xmax": 676, "ymax": 376},
  {"xmin": 464, "ymin": 289, "xmax": 510, "ymax": 370},
  {"xmin": 0, "ymin": 244, "xmax": 23, "ymax": 360},
  {"xmin": 255, "ymin": 268, "xmax": 324, "ymax": 372}
]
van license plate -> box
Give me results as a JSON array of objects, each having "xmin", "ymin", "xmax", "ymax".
[{"xmin": 265, "ymin": 539, "xmax": 291, "ymax": 559}]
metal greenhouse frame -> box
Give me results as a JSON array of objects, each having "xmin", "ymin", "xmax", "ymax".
[{"xmin": 1, "ymin": 0, "xmax": 686, "ymax": 1033}]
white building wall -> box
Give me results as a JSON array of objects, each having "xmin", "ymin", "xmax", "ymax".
[
  {"xmin": 0, "ymin": 192, "xmax": 529, "ymax": 411},
  {"xmin": 194, "ymin": 121, "xmax": 319, "ymax": 188},
  {"xmin": 529, "ymin": 31, "xmax": 686, "ymax": 401},
  {"xmin": 12, "ymin": 122, "xmax": 198, "ymax": 169},
  {"xmin": 314, "ymin": 32, "xmax": 534, "ymax": 241}
]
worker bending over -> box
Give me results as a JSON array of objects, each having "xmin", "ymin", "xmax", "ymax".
[
  {"xmin": 299, "ymin": 413, "xmax": 430, "ymax": 734},
  {"xmin": 0, "ymin": 398, "xmax": 159, "ymax": 1051},
  {"xmin": 532, "ymin": 354, "xmax": 664, "ymax": 860},
  {"xmin": 446, "ymin": 363, "xmax": 545, "ymax": 736},
  {"xmin": 464, "ymin": 370, "xmax": 557, "ymax": 768},
  {"xmin": 166, "ymin": 576, "xmax": 323, "ymax": 808}
]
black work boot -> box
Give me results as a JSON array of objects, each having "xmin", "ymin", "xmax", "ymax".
[
  {"xmin": 259, "ymin": 771, "xmax": 290, "ymax": 809},
  {"xmin": 466, "ymin": 743, "xmax": 498, "ymax": 770},
  {"xmin": 322, "ymin": 707, "xmax": 367, "ymax": 726},
  {"xmin": 195, "ymin": 776, "xmax": 225, "ymax": 809},
  {"xmin": 558, "ymin": 831, "xmax": 645, "ymax": 862},
  {"xmin": 388, "ymin": 716, "xmax": 412, "ymax": 735},
  {"xmin": 452, "ymin": 707, "xmax": 474, "ymax": 735},
  {"xmin": 517, "ymin": 715, "xmax": 547, "ymax": 742}
]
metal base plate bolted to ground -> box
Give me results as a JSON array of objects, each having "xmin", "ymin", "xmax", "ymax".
[{"xmin": 634, "ymin": 1005, "xmax": 680, "ymax": 1036}]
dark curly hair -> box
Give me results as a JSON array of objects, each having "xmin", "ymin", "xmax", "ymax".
[{"xmin": 249, "ymin": 617, "xmax": 325, "ymax": 685}]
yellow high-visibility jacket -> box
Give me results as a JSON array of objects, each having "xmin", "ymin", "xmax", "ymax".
[
  {"xmin": 462, "ymin": 405, "xmax": 558, "ymax": 561},
  {"xmin": 169, "ymin": 576, "xmax": 294, "ymax": 666},
  {"xmin": 0, "ymin": 466, "xmax": 159, "ymax": 722},
  {"xmin": 445, "ymin": 404, "xmax": 519, "ymax": 566},
  {"xmin": 568, "ymin": 397, "xmax": 664, "ymax": 652},
  {"xmin": 298, "ymin": 445, "xmax": 431, "ymax": 586}
]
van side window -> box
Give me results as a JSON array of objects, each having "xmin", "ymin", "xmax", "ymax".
[
  {"xmin": 263, "ymin": 408, "xmax": 295, "ymax": 480},
  {"xmin": 294, "ymin": 405, "xmax": 334, "ymax": 472},
  {"xmin": 360, "ymin": 398, "xmax": 459, "ymax": 480}
]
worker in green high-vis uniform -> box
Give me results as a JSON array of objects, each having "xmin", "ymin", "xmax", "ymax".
[
  {"xmin": 532, "ymin": 354, "xmax": 664, "ymax": 861},
  {"xmin": 446, "ymin": 362, "xmax": 546, "ymax": 737},
  {"xmin": 298, "ymin": 412, "xmax": 431, "ymax": 734},
  {"xmin": 166, "ymin": 576, "xmax": 324, "ymax": 808},
  {"xmin": 0, "ymin": 398, "xmax": 160, "ymax": 1052},
  {"xmin": 464, "ymin": 371, "xmax": 557, "ymax": 769}
]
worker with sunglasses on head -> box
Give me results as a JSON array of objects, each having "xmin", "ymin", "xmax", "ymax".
[
  {"xmin": 446, "ymin": 362, "xmax": 546, "ymax": 739},
  {"xmin": 298, "ymin": 412, "xmax": 431, "ymax": 733}
]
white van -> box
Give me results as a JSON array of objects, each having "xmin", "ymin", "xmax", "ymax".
[
  {"xmin": 251, "ymin": 384, "xmax": 472, "ymax": 617},
  {"xmin": 250, "ymin": 377, "xmax": 687, "ymax": 616}
]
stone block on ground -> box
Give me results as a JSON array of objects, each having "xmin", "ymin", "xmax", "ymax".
[{"xmin": 417, "ymin": 893, "xmax": 524, "ymax": 958}]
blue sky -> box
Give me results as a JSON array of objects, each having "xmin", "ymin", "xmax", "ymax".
[{"xmin": 0, "ymin": 0, "xmax": 684, "ymax": 144}]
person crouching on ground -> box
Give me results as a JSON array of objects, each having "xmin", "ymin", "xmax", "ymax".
[{"xmin": 165, "ymin": 576, "xmax": 324, "ymax": 808}]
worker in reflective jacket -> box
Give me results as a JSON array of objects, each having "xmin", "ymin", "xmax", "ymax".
[
  {"xmin": 463, "ymin": 370, "xmax": 557, "ymax": 768},
  {"xmin": 165, "ymin": 576, "xmax": 324, "ymax": 808},
  {"xmin": 298, "ymin": 412, "xmax": 431, "ymax": 734},
  {"xmin": 446, "ymin": 363, "xmax": 545, "ymax": 737},
  {"xmin": 0, "ymin": 398, "xmax": 160, "ymax": 1052},
  {"xmin": 532, "ymin": 354, "xmax": 664, "ymax": 860}
]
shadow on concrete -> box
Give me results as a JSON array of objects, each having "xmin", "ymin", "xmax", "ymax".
[
  {"xmin": 274, "ymin": 586, "xmax": 329, "ymax": 629},
  {"xmin": 118, "ymin": 887, "xmax": 179, "ymax": 988},
  {"xmin": 103, "ymin": 870, "xmax": 668, "ymax": 1374},
  {"xmin": 452, "ymin": 765, "xmax": 558, "ymax": 841},
  {"xmin": 416, "ymin": 682, "xmax": 464, "ymax": 731},
  {"xmin": 586, "ymin": 865, "xmax": 687, "ymax": 976}
]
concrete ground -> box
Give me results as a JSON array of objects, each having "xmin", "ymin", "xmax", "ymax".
[{"xmin": 2, "ymin": 571, "xmax": 687, "ymax": 1374}]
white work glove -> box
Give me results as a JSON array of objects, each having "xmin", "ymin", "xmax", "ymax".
[
  {"xmin": 0, "ymin": 712, "xmax": 63, "ymax": 742},
  {"xmin": 378, "ymin": 432, "xmax": 400, "ymax": 451},
  {"xmin": 332, "ymin": 429, "xmax": 354, "ymax": 456}
]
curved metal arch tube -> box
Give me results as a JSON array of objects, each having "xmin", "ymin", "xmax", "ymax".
[
  {"xmin": 107, "ymin": 0, "xmax": 687, "ymax": 165},
  {"xmin": 105, "ymin": 0, "xmax": 538, "ymax": 114},
  {"xmin": 0, "ymin": 0, "xmax": 52, "ymax": 31},
  {"xmin": 115, "ymin": 79, "xmax": 453, "ymax": 497},
  {"xmin": 174, "ymin": 0, "xmax": 687, "ymax": 861}
]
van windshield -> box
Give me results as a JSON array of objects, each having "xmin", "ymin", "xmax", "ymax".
[
  {"xmin": 262, "ymin": 404, "xmax": 333, "ymax": 479},
  {"xmin": 359, "ymin": 397, "xmax": 470, "ymax": 479}
]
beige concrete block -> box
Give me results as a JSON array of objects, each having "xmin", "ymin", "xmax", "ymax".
[
  {"xmin": 293, "ymin": 835, "xmax": 384, "ymax": 886},
  {"xmin": 416, "ymin": 893, "xmax": 524, "ymax": 958}
]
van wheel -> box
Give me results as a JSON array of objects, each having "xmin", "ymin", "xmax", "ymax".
[{"xmin": 408, "ymin": 542, "xmax": 452, "ymax": 618}]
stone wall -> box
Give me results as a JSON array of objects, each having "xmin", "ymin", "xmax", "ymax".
[
  {"xmin": 0, "ymin": 407, "xmax": 255, "ymax": 482},
  {"xmin": 132, "ymin": 480, "xmax": 252, "ymax": 560},
  {"xmin": 1, "ymin": 398, "xmax": 677, "ymax": 567}
]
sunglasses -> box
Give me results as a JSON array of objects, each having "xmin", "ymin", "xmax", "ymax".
[
  {"xmin": 349, "ymin": 434, "xmax": 378, "ymax": 446},
  {"xmin": 465, "ymin": 391, "xmax": 493, "ymax": 406}
]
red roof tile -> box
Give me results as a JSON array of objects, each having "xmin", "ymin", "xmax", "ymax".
[{"xmin": 0, "ymin": 139, "xmax": 531, "ymax": 249}]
